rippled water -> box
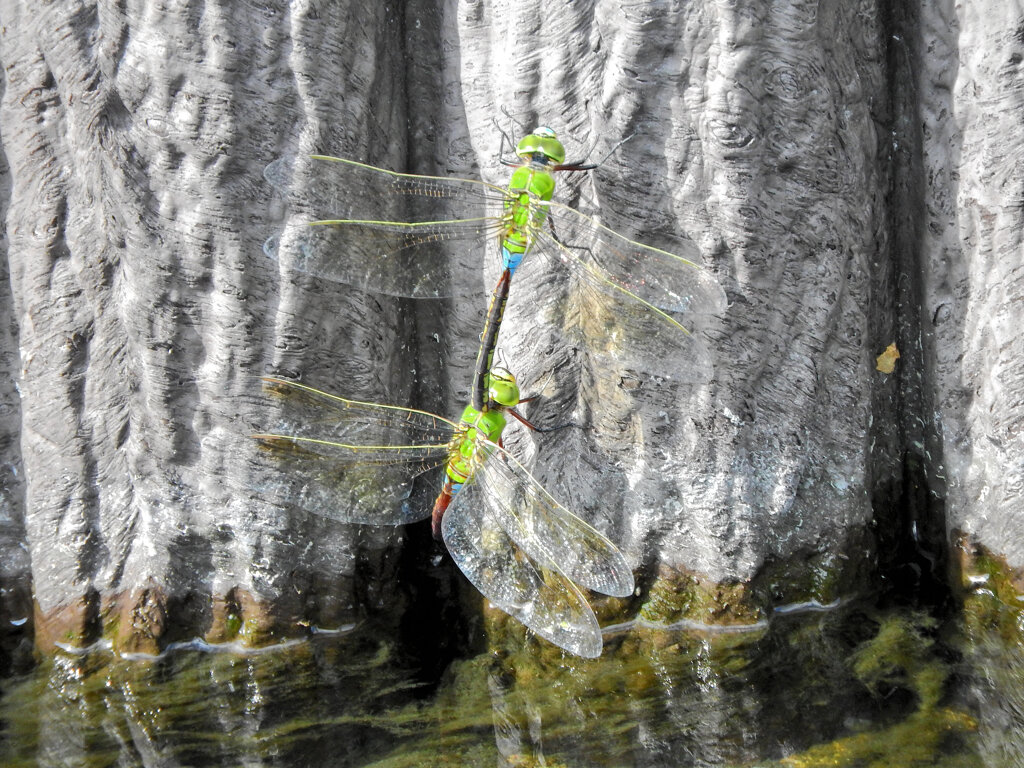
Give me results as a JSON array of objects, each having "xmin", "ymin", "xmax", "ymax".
[{"xmin": 2, "ymin": 598, "xmax": 1017, "ymax": 767}]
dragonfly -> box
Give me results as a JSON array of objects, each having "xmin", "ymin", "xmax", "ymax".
[
  {"xmin": 253, "ymin": 368, "xmax": 635, "ymax": 658},
  {"xmin": 263, "ymin": 127, "xmax": 727, "ymax": 409}
]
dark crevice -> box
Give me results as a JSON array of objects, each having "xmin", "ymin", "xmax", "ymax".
[
  {"xmin": 386, "ymin": 0, "xmax": 476, "ymax": 688},
  {"xmin": 876, "ymin": 0, "xmax": 955, "ymax": 615},
  {"xmin": 0, "ymin": 64, "xmax": 32, "ymax": 676},
  {"xmin": 395, "ymin": 519, "xmax": 479, "ymax": 693}
]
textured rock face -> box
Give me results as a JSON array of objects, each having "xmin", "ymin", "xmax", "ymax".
[
  {"xmin": 0, "ymin": 0, "xmax": 1018, "ymax": 659},
  {"xmin": 914, "ymin": 0, "xmax": 1024, "ymax": 566},
  {"xmin": 0, "ymin": 0, "xmax": 417, "ymax": 653}
]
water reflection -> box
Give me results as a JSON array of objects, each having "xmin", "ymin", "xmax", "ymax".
[
  {"xmin": 960, "ymin": 634, "xmax": 1024, "ymax": 767},
  {"xmin": 0, "ymin": 633, "xmax": 431, "ymax": 768},
  {"xmin": 0, "ymin": 602, "xmax": 1006, "ymax": 767},
  {"xmin": 476, "ymin": 607, "xmax": 888, "ymax": 766}
]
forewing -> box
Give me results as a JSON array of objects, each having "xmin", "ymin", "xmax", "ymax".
[
  {"xmin": 253, "ymin": 377, "xmax": 454, "ymax": 525},
  {"xmin": 475, "ymin": 443, "xmax": 635, "ymax": 598},
  {"xmin": 265, "ymin": 155, "xmax": 508, "ymax": 223},
  {"xmin": 258, "ymin": 377, "xmax": 457, "ymax": 445},
  {"xmin": 441, "ymin": 471, "xmax": 603, "ymax": 658},
  {"xmin": 541, "ymin": 200, "xmax": 727, "ymax": 326},
  {"xmin": 264, "ymin": 155, "xmax": 509, "ymax": 299}
]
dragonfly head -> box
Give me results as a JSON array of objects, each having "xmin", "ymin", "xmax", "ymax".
[
  {"xmin": 486, "ymin": 367, "xmax": 520, "ymax": 408},
  {"xmin": 516, "ymin": 127, "xmax": 566, "ymax": 166}
]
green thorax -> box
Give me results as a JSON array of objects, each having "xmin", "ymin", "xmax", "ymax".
[
  {"xmin": 508, "ymin": 165, "xmax": 557, "ymax": 201},
  {"xmin": 446, "ymin": 404, "xmax": 507, "ymax": 483},
  {"xmin": 503, "ymin": 166, "xmax": 556, "ymax": 250}
]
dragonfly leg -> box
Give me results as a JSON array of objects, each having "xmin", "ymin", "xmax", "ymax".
[
  {"xmin": 507, "ymin": 407, "xmax": 574, "ymax": 433},
  {"xmin": 494, "ymin": 110, "xmax": 525, "ymax": 167},
  {"xmin": 546, "ymin": 213, "xmax": 595, "ymax": 264},
  {"xmin": 555, "ymin": 132, "xmax": 636, "ymax": 172}
]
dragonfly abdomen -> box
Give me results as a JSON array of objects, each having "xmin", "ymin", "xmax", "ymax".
[{"xmin": 471, "ymin": 270, "xmax": 512, "ymax": 412}]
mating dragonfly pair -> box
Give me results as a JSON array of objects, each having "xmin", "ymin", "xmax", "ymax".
[{"xmin": 256, "ymin": 127, "xmax": 725, "ymax": 657}]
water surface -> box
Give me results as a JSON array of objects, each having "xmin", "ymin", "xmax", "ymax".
[{"xmin": 2, "ymin": 598, "xmax": 1014, "ymax": 767}]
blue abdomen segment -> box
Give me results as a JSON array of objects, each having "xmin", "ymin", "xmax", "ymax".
[{"xmin": 501, "ymin": 245, "xmax": 525, "ymax": 275}]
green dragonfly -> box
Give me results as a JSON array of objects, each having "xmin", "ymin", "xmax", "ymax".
[
  {"xmin": 253, "ymin": 369, "xmax": 634, "ymax": 658},
  {"xmin": 263, "ymin": 128, "xmax": 726, "ymax": 406}
]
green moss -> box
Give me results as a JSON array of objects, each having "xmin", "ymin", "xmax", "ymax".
[
  {"xmin": 223, "ymin": 611, "xmax": 242, "ymax": 639},
  {"xmin": 955, "ymin": 536, "xmax": 1024, "ymax": 644},
  {"xmin": 772, "ymin": 610, "xmax": 978, "ymax": 768},
  {"xmin": 751, "ymin": 549, "xmax": 859, "ymax": 608},
  {"xmin": 637, "ymin": 546, "xmax": 865, "ymax": 629},
  {"xmin": 850, "ymin": 612, "xmax": 940, "ymax": 708},
  {"xmin": 779, "ymin": 708, "xmax": 979, "ymax": 768},
  {"xmin": 102, "ymin": 607, "xmax": 120, "ymax": 639},
  {"xmin": 240, "ymin": 615, "xmax": 276, "ymax": 645},
  {"xmin": 639, "ymin": 567, "xmax": 763, "ymax": 625}
]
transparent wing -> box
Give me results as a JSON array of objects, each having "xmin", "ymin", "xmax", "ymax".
[
  {"xmin": 252, "ymin": 377, "xmax": 454, "ymax": 525},
  {"xmin": 537, "ymin": 200, "xmax": 727, "ymax": 333},
  {"xmin": 264, "ymin": 155, "xmax": 510, "ymax": 299},
  {"xmin": 441, "ymin": 462, "xmax": 603, "ymax": 658},
  {"xmin": 265, "ymin": 219, "xmax": 499, "ymax": 299},
  {"xmin": 258, "ymin": 377, "xmax": 458, "ymax": 445},
  {"xmin": 264, "ymin": 154, "xmax": 726, "ymax": 378},
  {"xmin": 474, "ymin": 442, "xmax": 635, "ymax": 598}
]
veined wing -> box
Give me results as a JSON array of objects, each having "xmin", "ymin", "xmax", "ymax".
[
  {"xmin": 264, "ymin": 218, "xmax": 501, "ymax": 299},
  {"xmin": 265, "ymin": 155, "xmax": 511, "ymax": 221},
  {"xmin": 473, "ymin": 441, "xmax": 635, "ymax": 598},
  {"xmin": 258, "ymin": 377, "xmax": 457, "ymax": 445},
  {"xmin": 441, "ymin": 462, "xmax": 603, "ymax": 658},
  {"xmin": 253, "ymin": 377, "xmax": 454, "ymax": 525},
  {"xmin": 264, "ymin": 155, "xmax": 511, "ymax": 299},
  {"xmin": 534, "ymin": 200, "xmax": 727, "ymax": 334}
]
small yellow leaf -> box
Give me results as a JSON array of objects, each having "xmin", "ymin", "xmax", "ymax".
[{"xmin": 876, "ymin": 343, "xmax": 900, "ymax": 374}]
